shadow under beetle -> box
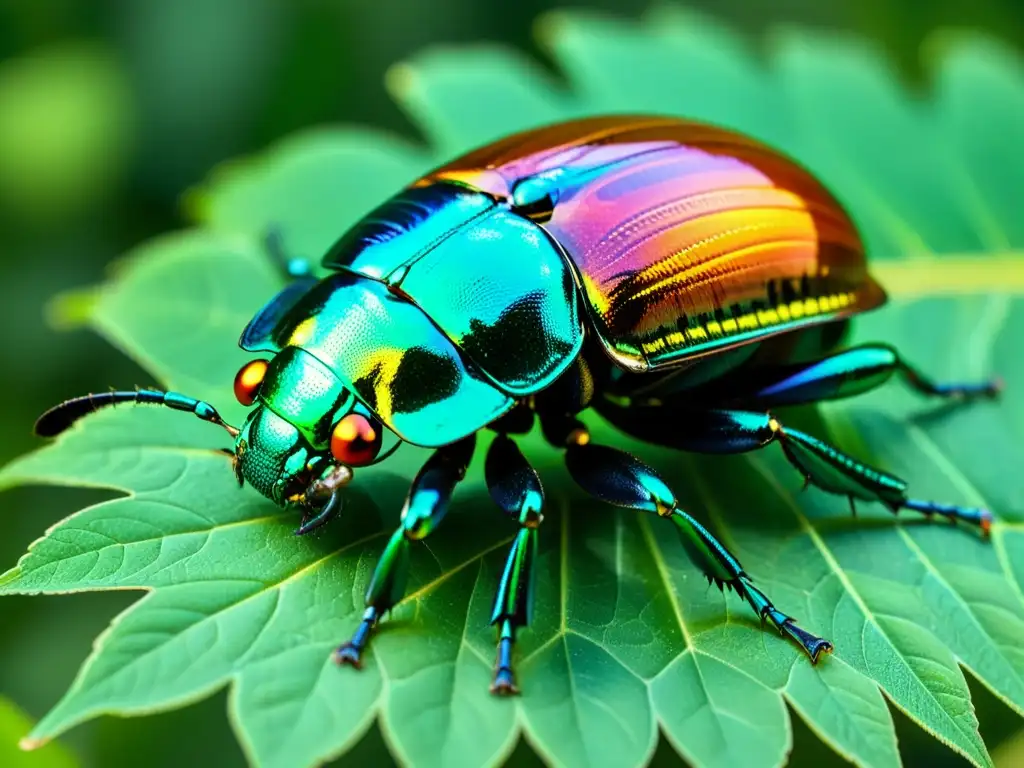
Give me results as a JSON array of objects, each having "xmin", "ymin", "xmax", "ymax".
[{"xmin": 37, "ymin": 116, "xmax": 1002, "ymax": 695}]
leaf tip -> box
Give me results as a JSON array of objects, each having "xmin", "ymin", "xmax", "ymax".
[
  {"xmin": 43, "ymin": 286, "xmax": 101, "ymax": 331},
  {"xmin": 19, "ymin": 735, "xmax": 49, "ymax": 751},
  {"xmin": 0, "ymin": 566, "xmax": 21, "ymax": 591},
  {"xmin": 180, "ymin": 186, "xmax": 211, "ymax": 224},
  {"xmin": 532, "ymin": 9, "xmax": 570, "ymax": 49},
  {"xmin": 384, "ymin": 62, "xmax": 418, "ymax": 102}
]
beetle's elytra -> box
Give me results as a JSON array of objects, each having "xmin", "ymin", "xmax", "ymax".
[{"xmin": 37, "ymin": 116, "xmax": 1001, "ymax": 694}]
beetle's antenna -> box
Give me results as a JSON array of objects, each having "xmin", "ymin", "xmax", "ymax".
[{"xmin": 35, "ymin": 389, "xmax": 240, "ymax": 439}]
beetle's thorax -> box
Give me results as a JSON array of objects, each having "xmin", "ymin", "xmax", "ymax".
[{"xmin": 241, "ymin": 182, "xmax": 585, "ymax": 448}]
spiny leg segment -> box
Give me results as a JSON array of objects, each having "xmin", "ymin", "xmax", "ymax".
[
  {"xmin": 545, "ymin": 414, "xmax": 833, "ymax": 664},
  {"xmin": 333, "ymin": 435, "xmax": 475, "ymax": 667},
  {"xmin": 772, "ymin": 421, "xmax": 992, "ymax": 532}
]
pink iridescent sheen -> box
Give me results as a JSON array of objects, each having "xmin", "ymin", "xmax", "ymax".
[{"xmin": 427, "ymin": 116, "xmax": 884, "ymax": 371}]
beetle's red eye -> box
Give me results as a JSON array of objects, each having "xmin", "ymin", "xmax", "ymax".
[
  {"xmin": 331, "ymin": 413, "xmax": 382, "ymax": 466},
  {"xmin": 234, "ymin": 360, "xmax": 269, "ymax": 406}
]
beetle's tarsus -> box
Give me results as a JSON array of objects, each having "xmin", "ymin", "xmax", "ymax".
[
  {"xmin": 333, "ymin": 643, "xmax": 364, "ymax": 669},
  {"xmin": 334, "ymin": 606, "xmax": 378, "ymax": 668},
  {"xmin": 490, "ymin": 632, "xmax": 520, "ymax": 695},
  {"xmin": 489, "ymin": 625, "xmax": 521, "ymax": 696},
  {"xmin": 490, "ymin": 668, "xmax": 519, "ymax": 696},
  {"xmin": 786, "ymin": 621, "xmax": 834, "ymax": 664},
  {"xmin": 897, "ymin": 360, "xmax": 1003, "ymax": 402},
  {"xmin": 771, "ymin": 423, "xmax": 994, "ymax": 534},
  {"xmin": 901, "ymin": 497, "xmax": 992, "ymax": 532},
  {"xmin": 735, "ymin": 576, "xmax": 833, "ymax": 662}
]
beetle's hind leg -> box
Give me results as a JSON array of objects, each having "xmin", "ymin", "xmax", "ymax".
[
  {"xmin": 736, "ymin": 344, "xmax": 1001, "ymax": 409},
  {"xmin": 484, "ymin": 434, "xmax": 543, "ymax": 695},
  {"xmin": 772, "ymin": 422, "xmax": 993, "ymax": 533},
  {"xmin": 604, "ymin": 405, "xmax": 993, "ymax": 533},
  {"xmin": 546, "ymin": 414, "xmax": 833, "ymax": 664},
  {"xmin": 333, "ymin": 436, "xmax": 475, "ymax": 667}
]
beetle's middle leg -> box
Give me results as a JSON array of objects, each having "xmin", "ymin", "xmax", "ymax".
[
  {"xmin": 544, "ymin": 414, "xmax": 833, "ymax": 663},
  {"xmin": 484, "ymin": 433, "xmax": 543, "ymax": 695},
  {"xmin": 333, "ymin": 435, "xmax": 475, "ymax": 667}
]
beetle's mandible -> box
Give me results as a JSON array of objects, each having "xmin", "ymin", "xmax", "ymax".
[{"xmin": 37, "ymin": 116, "xmax": 1003, "ymax": 694}]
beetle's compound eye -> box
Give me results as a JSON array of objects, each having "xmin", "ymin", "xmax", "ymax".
[
  {"xmin": 331, "ymin": 413, "xmax": 383, "ymax": 467},
  {"xmin": 233, "ymin": 359, "xmax": 269, "ymax": 406}
]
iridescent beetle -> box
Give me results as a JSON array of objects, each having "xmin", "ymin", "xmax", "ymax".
[{"xmin": 37, "ymin": 117, "xmax": 1001, "ymax": 694}]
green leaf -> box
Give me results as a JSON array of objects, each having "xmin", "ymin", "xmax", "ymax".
[{"xmin": 4, "ymin": 7, "xmax": 1024, "ymax": 768}]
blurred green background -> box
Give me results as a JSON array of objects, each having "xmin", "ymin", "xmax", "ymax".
[{"xmin": 1, "ymin": 1, "xmax": 1022, "ymax": 766}]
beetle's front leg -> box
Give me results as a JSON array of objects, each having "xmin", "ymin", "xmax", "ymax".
[
  {"xmin": 334, "ymin": 435, "xmax": 475, "ymax": 667},
  {"xmin": 484, "ymin": 434, "xmax": 543, "ymax": 695},
  {"xmin": 550, "ymin": 415, "xmax": 832, "ymax": 664}
]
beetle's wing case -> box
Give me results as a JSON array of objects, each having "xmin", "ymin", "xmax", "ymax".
[
  {"xmin": 323, "ymin": 184, "xmax": 583, "ymax": 395},
  {"xmin": 425, "ymin": 116, "xmax": 886, "ymax": 372}
]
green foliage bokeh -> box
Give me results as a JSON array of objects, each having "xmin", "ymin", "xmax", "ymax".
[{"xmin": 2, "ymin": 2, "xmax": 1024, "ymax": 768}]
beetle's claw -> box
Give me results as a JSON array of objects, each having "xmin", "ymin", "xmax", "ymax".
[
  {"xmin": 979, "ymin": 509, "xmax": 993, "ymax": 537},
  {"xmin": 333, "ymin": 643, "xmax": 363, "ymax": 669},
  {"xmin": 490, "ymin": 669, "xmax": 519, "ymax": 696},
  {"xmin": 782, "ymin": 620, "xmax": 833, "ymax": 664},
  {"xmin": 809, "ymin": 639, "xmax": 834, "ymax": 664}
]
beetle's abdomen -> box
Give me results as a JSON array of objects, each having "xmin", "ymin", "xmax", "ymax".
[
  {"xmin": 324, "ymin": 184, "xmax": 583, "ymax": 394},
  {"xmin": 426, "ymin": 117, "xmax": 886, "ymax": 372},
  {"xmin": 549, "ymin": 143, "xmax": 883, "ymax": 370}
]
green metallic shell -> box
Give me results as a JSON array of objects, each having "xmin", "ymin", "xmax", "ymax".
[
  {"xmin": 263, "ymin": 271, "xmax": 512, "ymax": 446},
  {"xmin": 237, "ymin": 406, "xmax": 306, "ymax": 502},
  {"xmin": 258, "ymin": 345, "xmax": 354, "ymax": 448},
  {"xmin": 240, "ymin": 277, "xmax": 317, "ymax": 353},
  {"xmin": 324, "ymin": 183, "xmax": 584, "ymax": 395}
]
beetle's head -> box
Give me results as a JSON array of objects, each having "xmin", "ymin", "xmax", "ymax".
[
  {"xmin": 230, "ymin": 358, "xmax": 401, "ymax": 512},
  {"xmin": 35, "ymin": 351, "xmax": 401, "ymax": 529}
]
